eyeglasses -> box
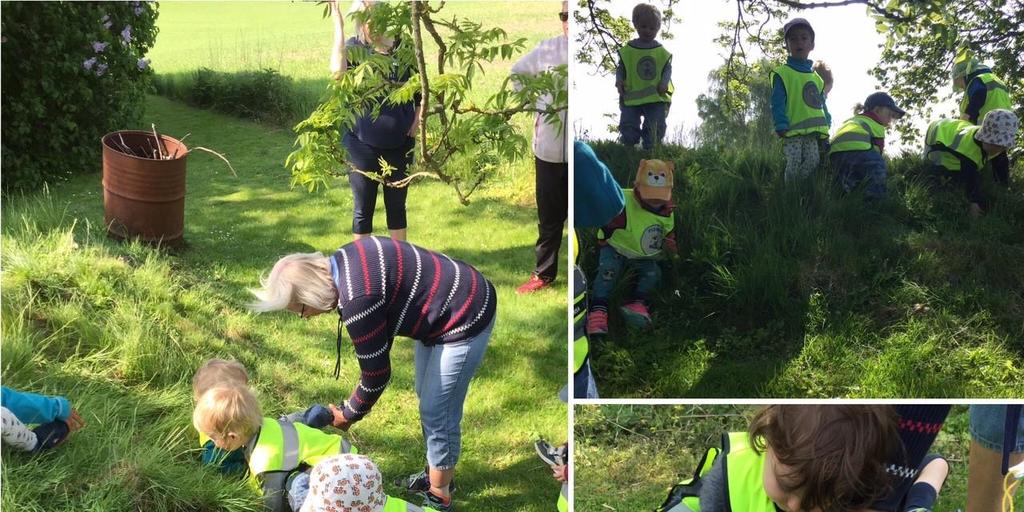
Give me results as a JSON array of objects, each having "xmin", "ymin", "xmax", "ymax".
[{"xmin": 559, "ymin": 12, "xmax": 568, "ymax": 22}]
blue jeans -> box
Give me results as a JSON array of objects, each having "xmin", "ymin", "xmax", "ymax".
[
  {"xmin": 573, "ymin": 359, "xmax": 598, "ymax": 399},
  {"xmin": 970, "ymin": 405, "xmax": 1024, "ymax": 452},
  {"xmin": 831, "ymin": 150, "xmax": 888, "ymax": 199},
  {"xmin": 591, "ymin": 245, "xmax": 661, "ymax": 308},
  {"xmin": 619, "ymin": 102, "xmax": 669, "ymax": 149},
  {"xmin": 414, "ymin": 316, "xmax": 494, "ymax": 470},
  {"xmin": 343, "ymin": 132, "xmax": 414, "ymax": 234}
]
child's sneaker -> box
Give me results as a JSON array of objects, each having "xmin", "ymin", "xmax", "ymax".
[
  {"xmin": 31, "ymin": 420, "xmax": 70, "ymax": 453},
  {"xmin": 620, "ymin": 301, "xmax": 652, "ymax": 328},
  {"xmin": 534, "ymin": 439, "xmax": 567, "ymax": 467},
  {"xmin": 422, "ymin": 490, "xmax": 455, "ymax": 512},
  {"xmin": 397, "ymin": 468, "xmax": 457, "ymax": 494},
  {"xmin": 586, "ymin": 310, "xmax": 608, "ymax": 335}
]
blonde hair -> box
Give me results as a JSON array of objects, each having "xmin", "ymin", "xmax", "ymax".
[
  {"xmin": 193, "ymin": 385, "xmax": 263, "ymax": 440},
  {"xmin": 192, "ymin": 358, "xmax": 249, "ymax": 401},
  {"xmin": 249, "ymin": 252, "xmax": 337, "ymax": 313}
]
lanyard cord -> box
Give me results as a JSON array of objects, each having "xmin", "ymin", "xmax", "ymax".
[{"xmin": 333, "ymin": 313, "xmax": 344, "ymax": 380}]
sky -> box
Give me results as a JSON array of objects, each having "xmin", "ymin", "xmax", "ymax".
[{"xmin": 570, "ymin": 0, "xmax": 961, "ymax": 155}]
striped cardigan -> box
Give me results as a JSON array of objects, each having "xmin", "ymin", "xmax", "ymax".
[{"xmin": 331, "ymin": 237, "xmax": 497, "ymax": 422}]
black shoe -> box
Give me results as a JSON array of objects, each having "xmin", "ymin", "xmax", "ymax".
[
  {"xmin": 396, "ymin": 468, "xmax": 457, "ymax": 494},
  {"xmin": 534, "ymin": 439, "xmax": 566, "ymax": 467},
  {"xmin": 422, "ymin": 490, "xmax": 455, "ymax": 512},
  {"xmin": 31, "ymin": 420, "xmax": 70, "ymax": 453}
]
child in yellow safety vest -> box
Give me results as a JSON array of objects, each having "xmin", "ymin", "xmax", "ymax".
[
  {"xmin": 829, "ymin": 92, "xmax": 906, "ymax": 200},
  {"xmin": 923, "ymin": 109, "xmax": 1019, "ymax": 217},
  {"xmin": 616, "ymin": 3, "xmax": 673, "ymax": 150},
  {"xmin": 193, "ymin": 384, "xmax": 359, "ymax": 512},
  {"xmin": 951, "ymin": 50, "xmax": 1014, "ymax": 185},
  {"xmin": 192, "ymin": 358, "xmax": 336, "ymax": 476},
  {"xmin": 770, "ymin": 18, "xmax": 833, "ymax": 182},
  {"xmin": 656, "ymin": 405, "xmax": 950, "ymax": 512},
  {"xmin": 587, "ymin": 159, "xmax": 676, "ymax": 334}
]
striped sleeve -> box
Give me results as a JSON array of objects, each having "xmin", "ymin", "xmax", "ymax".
[{"xmin": 341, "ymin": 294, "xmax": 392, "ymax": 423}]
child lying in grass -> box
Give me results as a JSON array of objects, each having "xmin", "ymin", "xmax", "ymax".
[
  {"xmin": 588, "ymin": 158, "xmax": 677, "ymax": 333},
  {"xmin": 1, "ymin": 386, "xmax": 85, "ymax": 453},
  {"xmin": 657, "ymin": 405, "xmax": 948, "ymax": 512},
  {"xmin": 193, "ymin": 384, "xmax": 358, "ymax": 512}
]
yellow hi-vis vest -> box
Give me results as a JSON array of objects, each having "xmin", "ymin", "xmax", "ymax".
[
  {"xmin": 384, "ymin": 495, "xmax": 439, "ymax": 512},
  {"xmin": 924, "ymin": 119, "xmax": 986, "ymax": 172},
  {"xmin": 655, "ymin": 432, "xmax": 776, "ymax": 512},
  {"xmin": 246, "ymin": 417, "xmax": 358, "ymax": 493},
  {"xmin": 770, "ymin": 64, "xmax": 829, "ymax": 138},
  {"xmin": 572, "ymin": 233, "xmax": 589, "ymax": 373},
  {"xmin": 830, "ymin": 114, "xmax": 886, "ymax": 154},
  {"xmin": 599, "ymin": 190, "xmax": 675, "ymax": 260},
  {"xmin": 959, "ymin": 72, "xmax": 1012, "ymax": 123},
  {"xmin": 558, "ymin": 483, "xmax": 569, "ymax": 512},
  {"xmin": 619, "ymin": 44, "xmax": 674, "ymax": 106}
]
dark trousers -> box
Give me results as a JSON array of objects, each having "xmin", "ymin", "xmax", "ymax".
[
  {"xmin": 344, "ymin": 133, "xmax": 414, "ymax": 234},
  {"xmin": 534, "ymin": 157, "xmax": 568, "ymax": 282},
  {"xmin": 619, "ymin": 101, "xmax": 669, "ymax": 149},
  {"xmin": 992, "ymin": 151, "xmax": 1010, "ymax": 185}
]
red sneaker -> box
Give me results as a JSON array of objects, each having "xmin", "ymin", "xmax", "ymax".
[
  {"xmin": 516, "ymin": 275, "xmax": 550, "ymax": 294},
  {"xmin": 586, "ymin": 310, "xmax": 608, "ymax": 335},
  {"xmin": 620, "ymin": 301, "xmax": 652, "ymax": 328}
]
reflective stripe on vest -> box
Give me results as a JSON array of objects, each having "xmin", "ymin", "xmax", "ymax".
[
  {"xmin": 384, "ymin": 495, "xmax": 437, "ymax": 511},
  {"xmin": 924, "ymin": 119, "xmax": 985, "ymax": 172},
  {"xmin": 573, "ymin": 266, "xmax": 589, "ymax": 372},
  {"xmin": 772, "ymin": 65, "xmax": 828, "ymax": 137},
  {"xmin": 619, "ymin": 45, "xmax": 673, "ymax": 106},
  {"xmin": 557, "ymin": 483, "xmax": 569, "ymax": 512},
  {"xmin": 959, "ymin": 73, "xmax": 1013, "ymax": 122},
  {"xmin": 599, "ymin": 190, "xmax": 675, "ymax": 259},
  {"xmin": 248, "ymin": 417, "xmax": 360, "ymax": 492},
  {"xmin": 830, "ymin": 114, "xmax": 886, "ymax": 154},
  {"xmin": 723, "ymin": 432, "xmax": 777, "ymax": 512}
]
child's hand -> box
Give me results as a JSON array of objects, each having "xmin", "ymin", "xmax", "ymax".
[
  {"xmin": 969, "ymin": 202, "xmax": 983, "ymax": 218},
  {"xmin": 663, "ymin": 237, "xmax": 677, "ymax": 255},
  {"xmin": 657, "ymin": 84, "xmax": 669, "ymax": 95},
  {"xmin": 814, "ymin": 60, "xmax": 833, "ymax": 94},
  {"xmin": 552, "ymin": 464, "xmax": 567, "ymax": 483},
  {"xmin": 66, "ymin": 409, "xmax": 85, "ymax": 433},
  {"xmin": 328, "ymin": 403, "xmax": 353, "ymax": 431}
]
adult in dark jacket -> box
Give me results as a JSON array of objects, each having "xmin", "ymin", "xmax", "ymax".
[
  {"xmin": 250, "ymin": 237, "xmax": 496, "ymax": 512},
  {"xmin": 333, "ymin": 0, "xmax": 421, "ymax": 242}
]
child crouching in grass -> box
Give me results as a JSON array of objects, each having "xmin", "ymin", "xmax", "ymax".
[
  {"xmin": 193, "ymin": 384, "xmax": 359, "ymax": 512},
  {"xmin": 828, "ymin": 92, "xmax": 906, "ymax": 200},
  {"xmin": 657, "ymin": 405, "xmax": 948, "ymax": 512}
]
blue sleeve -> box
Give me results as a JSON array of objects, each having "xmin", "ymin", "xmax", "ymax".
[
  {"xmin": 964, "ymin": 80, "xmax": 987, "ymax": 124},
  {"xmin": 574, "ymin": 141, "xmax": 624, "ymax": 228},
  {"xmin": 771, "ymin": 73, "xmax": 789, "ymax": 132},
  {"xmin": 201, "ymin": 439, "xmax": 248, "ymax": 476},
  {"xmin": 660, "ymin": 56, "xmax": 673, "ymax": 89},
  {"xmin": 1, "ymin": 386, "xmax": 70, "ymax": 424},
  {"xmin": 615, "ymin": 55, "xmax": 625, "ymax": 84}
]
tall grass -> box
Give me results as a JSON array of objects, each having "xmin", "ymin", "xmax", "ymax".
[{"xmin": 579, "ymin": 141, "xmax": 1024, "ymax": 397}]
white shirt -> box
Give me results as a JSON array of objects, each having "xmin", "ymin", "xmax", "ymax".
[{"xmin": 511, "ymin": 34, "xmax": 568, "ymax": 164}]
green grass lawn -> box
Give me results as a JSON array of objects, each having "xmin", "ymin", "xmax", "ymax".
[
  {"xmin": 578, "ymin": 141, "xmax": 1024, "ymax": 398},
  {"xmin": 0, "ymin": 92, "xmax": 568, "ymax": 510},
  {"xmin": 573, "ymin": 405, "xmax": 1024, "ymax": 511}
]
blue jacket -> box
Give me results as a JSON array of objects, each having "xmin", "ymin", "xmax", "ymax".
[
  {"xmin": 963, "ymin": 66, "xmax": 993, "ymax": 124},
  {"xmin": 1, "ymin": 386, "xmax": 71, "ymax": 424},
  {"xmin": 771, "ymin": 57, "xmax": 832, "ymax": 132},
  {"xmin": 574, "ymin": 141, "xmax": 625, "ymax": 228},
  {"xmin": 343, "ymin": 37, "xmax": 418, "ymax": 150}
]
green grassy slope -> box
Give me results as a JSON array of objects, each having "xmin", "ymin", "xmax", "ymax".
[{"xmin": 578, "ymin": 141, "xmax": 1024, "ymax": 398}]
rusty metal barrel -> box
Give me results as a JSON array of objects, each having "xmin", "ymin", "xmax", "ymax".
[{"xmin": 102, "ymin": 131, "xmax": 189, "ymax": 245}]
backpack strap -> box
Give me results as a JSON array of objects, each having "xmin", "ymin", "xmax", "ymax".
[
  {"xmin": 654, "ymin": 444, "xmax": 722, "ymax": 512},
  {"xmin": 259, "ymin": 471, "xmax": 292, "ymax": 512}
]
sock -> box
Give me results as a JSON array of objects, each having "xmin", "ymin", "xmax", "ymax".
[{"xmin": 902, "ymin": 482, "xmax": 937, "ymax": 511}]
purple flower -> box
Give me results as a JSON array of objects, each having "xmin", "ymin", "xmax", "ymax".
[
  {"xmin": 100, "ymin": 14, "xmax": 110, "ymax": 22},
  {"xmin": 95, "ymin": 63, "xmax": 108, "ymax": 76},
  {"xmin": 134, "ymin": 5, "xmax": 145, "ymax": 15},
  {"xmin": 103, "ymin": 20, "xmax": 113, "ymax": 29},
  {"xmin": 92, "ymin": 41, "xmax": 108, "ymax": 53},
  {"xmin": 121, "ymin": 25, "xmax": 133, "ymax": 44},
  {"xmin": 83, "ymin": 57, "xmax": 97, "ymax": 70},
  {"xmin": 137, "ymin": 57, "xmax": 150, "ymax": 70}
]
